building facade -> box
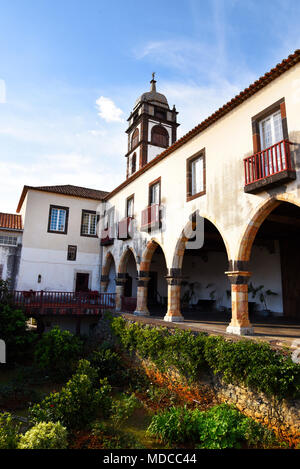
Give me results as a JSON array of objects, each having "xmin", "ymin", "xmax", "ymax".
[
  {"xmin": 16, "ymin": 185, "xmax": 108, "ymax": 293},
  {"xmin": 100, "ymin": 50, "xmax": 300, "ymax": 335},
  {"xmin": 0, "ymin": 212, "xmax": 23, "ymax": 289}
]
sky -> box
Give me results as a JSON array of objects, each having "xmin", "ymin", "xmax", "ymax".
[{"xmin": 0, "ymin": 0, "xmax": 300, "ymax": 213}]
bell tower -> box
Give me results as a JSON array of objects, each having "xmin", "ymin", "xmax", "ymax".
[{"xmin": 125, "ymin": 73, "xmax": 179, "ymax": 179}]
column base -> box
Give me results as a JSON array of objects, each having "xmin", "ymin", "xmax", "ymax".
[
  {"xmin": 164, "ymin": 314, "xmax": 184, "ymax": 323},
  {"xmin": 133, "ymin": 310, "xmax": 150, "ymax": 317},
  {"xmin": 226, "ymin": 325, "xmax": 254, "ymax": 336}
]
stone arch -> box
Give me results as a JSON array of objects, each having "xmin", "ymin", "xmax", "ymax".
[
  {"xmin": 101, "ymin": 251, "xmax": 115, "ymax": 277},
  {"xmin": 118, "ymin": 247, "xmax": 138, "ymax": 274},
  {"xmin": 171, "ymin": 212, "xmax": 230, "ymax": 269},
  {"xmin": 237, "ymin": 194, "xmax": 300, "ymax": 262},
  {"xmin": 140, "ymin": 238, "xmax": 167, "ymax": 272}
]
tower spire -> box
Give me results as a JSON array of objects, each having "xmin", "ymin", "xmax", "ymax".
[{"xmin": 150, "ymin": 72, "xmax": 156, "ymax": 92}]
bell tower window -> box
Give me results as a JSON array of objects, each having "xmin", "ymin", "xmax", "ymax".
[
  {"xmin": 131, "ymin": 128, "xmax": 139, "ymax": 149},
  {"xmin": 151, "ymin": 125, "xmax": 169, "ymax": 148}
]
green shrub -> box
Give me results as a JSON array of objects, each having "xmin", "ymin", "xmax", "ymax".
[
  {"xmin": 34, "ymin": 326, "xmax": 83, "ymax": 380},
  {"xmin": 29, "ymin": 360, "xmax": 112, "ymax": 429},
  {"xmin": 147, "ymin": 404, "xmax": 279, "ymax": 449},
  {"xmin": 110, "ymin": 393, "xmax": 139, "ymax": 430},
  {"xmin": 111, "ymin": 317, "xmax": 300, "ymax": 399},
  {"xmin": 88, "ymin": 344, "xmax": 126, "ymax": 385},
  {"xmin": 0, "ymin": 281, "xmax": 36, "ymax": 363},
  {"xmin": 18, "ymin": 421, "xmax": 68, "ymax": 449},
  {"xmin": 0, "ymin": 412, "xmax": 20, "ymax": 449}
]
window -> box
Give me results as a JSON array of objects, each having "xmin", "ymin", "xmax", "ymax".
[
  {"xmin": 48, "ymin": 205, "xmax": 69, "ymax": 234},
  {"xmin": 131, "ymin": 153, "xmax": 136, "ymax": 174},
  {"xmin": 151, "ymin": 125, "xmax": 169, "ymax": 148},
  {"xmin": 186, "ymin": 150, "xmax": 206, "ymax": 201},
  {"xmin": 126, "ymin": 196, "xmax": 134, "ymax": 217},
  {"xmin": 67, "ymin": 245, "xmax": 77, "ymax": 261},
  {"xmin": 81, "ymin": 210, "xmax": 98, "ymax": 236},
  {"xmin": 0, "ymin": 235, "xmax": 17, "ymax": 246},
  {"xmin": 0, "ymin": 265, "xmax": 3, "ymax": 280},
  {"xmin": 252, "ymin": 98, "xmax": 288, "ymax": 153},
  {"xmin": 259, "ymin": 110, "xmax": 283, "ymax": 150},
  {"xmin": 149, "ymin": 178, "xmax": 161, "ymax": 206},
  {"xmin": 131, "ymin": 128, "xmax": 139, "ymax": 149}
]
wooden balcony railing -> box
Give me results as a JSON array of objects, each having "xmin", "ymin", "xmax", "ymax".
[
  {"xmin": 141, "ymin": 204, "xmax": 160, "ymax": 231},
  {"xmin": 244, "ymin": 139, "xmax": 296, "ymax": 193},
  {"xmin": 118, "ymin": 217, "xmax": 133, "ymax": 240},
  {"xmin": 11, "ymin": 290, "xmax": 116, "ymax": 316}
]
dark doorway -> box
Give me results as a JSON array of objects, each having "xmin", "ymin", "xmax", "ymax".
[
  {"xmin": 75, "ymin": 273, "xmax": 89, "ymax": 292},
  {"xmin": 148, "ymin": 271, "xmax": 158, "ymax": 306},
  {"xmin": 124, "ymin": 273, "xmax": 132, "ymax": 297},
  {"xmin": 280, "ymin": 238, "xmax": 300, "ymax": 318}
]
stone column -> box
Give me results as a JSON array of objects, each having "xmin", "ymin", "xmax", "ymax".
[
  {"xmin": 226, "ymin": 269, "xmax": 254, "ymax": 335},
  {"xmin": 134, "ymin": 272, "xmax": 150, "ymax": 316},
  {"xmin": 115, "ymin": 274, "xmax": 126, "ymax": 312},
  {"xmin": 100, "ymin": 274, "xmax": 109, "ymax": 292},
  {"xmin": 164, "ymin": 270, "xmax": 184, "ymax": 322}
]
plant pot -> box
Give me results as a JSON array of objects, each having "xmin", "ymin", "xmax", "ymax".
[{"xmin": 256, "ymin": 309, "xmax": 271, "ymax": 318}]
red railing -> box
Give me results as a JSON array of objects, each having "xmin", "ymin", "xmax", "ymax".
[
  {"xmin": 118, "ymin": 217, "xmax": 133, "ymax": 240},
  {"xmin": 244, "ymin": 139, "xmax": 294, "ymax": 185},
  {"xmin": 141, "ymin": 204, "xmax": 160, "ymax": 231},
  {"xmin": 11, "ymin": 290, "xmax": 116, "ymax": 316}
]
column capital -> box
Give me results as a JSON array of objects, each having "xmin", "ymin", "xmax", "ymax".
[
  {"xmin": 165, "ymin": 276, "xmax": 183, "ymax": 286},
  {"xmin": 115, "ymin": 273, "xmax": 127, "ymax": 286},
  {"xmin": 225, "ymin": 270, "xmax": 252, "ymax": 284}
]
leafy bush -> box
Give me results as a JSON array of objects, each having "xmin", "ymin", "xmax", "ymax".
[
  {"xmin": 18, "ymin": 421, "xmax": 68, "ymax": 449},
  {"xmin": 111, "ymin": 317, "xmax": 300, "ymax": 399},
  {"xmin": 147, "ymin": 404, "xmax": 279, "ymax": 449},
  {"xmin": 110, "ymin": 393, "xmax": 139, "ymax": 430},
  {"xmin": 0, "ymin": 280, "xmax": 36, "ymax": 363},
  {"xmin": 0, "ymin": 412, "xmax": 20, "ymax": 449},
  {"xmin": 88, "ymin": 343, "xmax": 126, "ymax": 385},
  {"xmin": 29, "ymin": 360, "xmax": 112, "ymax": 429},
  {"xmin": 34, "ymin": 326, "xmax": 83, "ymax": 380}
]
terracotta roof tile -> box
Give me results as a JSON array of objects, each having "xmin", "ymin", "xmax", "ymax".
[
  {"xmin": 0, "ymin": 213, "xmax": 23, "ymax": 230},
  {"xmin": 105, "ymin": 49, "xmax": 300, "ymax": 200},
  {"xmin": 17, "ymin": 184, "xmax": 109, "ymax": 213}
]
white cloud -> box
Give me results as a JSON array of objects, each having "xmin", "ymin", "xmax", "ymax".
[{"xmin": 95, "ymin": 96, "xmax": 124, "ymax": 123}]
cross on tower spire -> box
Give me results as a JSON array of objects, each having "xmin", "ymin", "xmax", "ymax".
[{"xmin": 150, "ymin": 72, "xmax": 156, "ymax": 92}]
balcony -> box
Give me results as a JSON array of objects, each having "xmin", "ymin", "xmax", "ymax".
[
  {"xmin": 118, "ymin": 217, "xmax": 133, "ymax": 240},
  {"xmin": 100, "ymin": 227, "xmax": 114, "ymax": 246},
  {"xmin": 244, "ymin": 139, "xmax": 296, "ymax": 193},
  {"xmin": 141, "ymin": 204, "xmax": 160, "ymax": 231},
  {"xmin": 12, "ymin": 290, "xmax": 116, "ymax": 316}
]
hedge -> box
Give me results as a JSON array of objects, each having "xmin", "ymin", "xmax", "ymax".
[{"xmin": 111, "ymin": 316, "xmax": 300, "ymax": 399}]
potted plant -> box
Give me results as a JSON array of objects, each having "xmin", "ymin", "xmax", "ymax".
[
  {"xmin": 181, "ymin": 281, "xmax": 201, "ymax": 310},
  {"xmin": 248, "ymin": 282, "xmax": 278, "ymax": 318}
]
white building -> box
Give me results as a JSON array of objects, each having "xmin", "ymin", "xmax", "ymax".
[
  {"xmin": 16, "ymin": 184, "xmax": 108, "ymax": 293},
  {"xmin": 0, "ymin": 213, "xmax": 23, "ymax": 289}
]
